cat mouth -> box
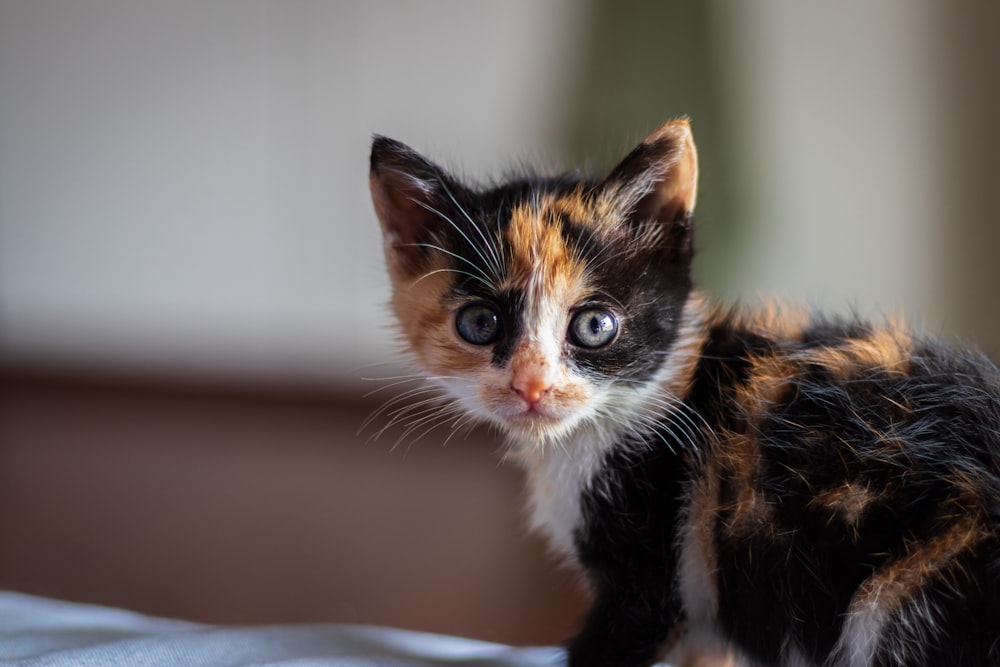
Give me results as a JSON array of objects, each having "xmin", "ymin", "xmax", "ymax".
[
  {"xmin": 500, "ymin": 402, "xmax": 573, "ymax": 432},
  {"xmin": 482, "ymin": 389, "xmax": 589, "ymax": 436},
  {"xmin": 506, "ymin": 414, "xmax": 565, "ymax": 438},
  {"xmin": 513, "ymin": 406, "xmax": 560, "ymax": 423}
]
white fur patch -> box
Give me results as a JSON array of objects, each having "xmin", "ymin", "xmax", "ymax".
[
  {"xmin": 782, "ymin": 642, "xmax": 821, "ymax": 667},
  {"xmin": 677, "ymin": 495, "xmax": 718, "ymax": 629},
  {"xmin": 517, "ymin": 429, "xmax": 615, "ymax": 563},
  {"xmin": 829, "ymin": 599, "xmax": 888, "ymax": 667}
]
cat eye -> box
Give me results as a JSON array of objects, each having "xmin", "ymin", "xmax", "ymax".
[
  {"xmin": 456, "ymin": 303, "xmax": 503, "ymax": 345},
  {"xmin": 568, "ymin": 308, "xmax": 619, "ymax": 348}
]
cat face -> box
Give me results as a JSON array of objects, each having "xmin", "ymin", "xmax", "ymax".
[{"xmin": 370, "ymin": 121, "xmax": 699, "ymax": 443}]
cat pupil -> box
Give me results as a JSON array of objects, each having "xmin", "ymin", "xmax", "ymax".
[
  {"xmin": 455, "ymin": 304, "xmax": 502, "ymax": 345},
  {"xmin": 569, "ymin": 308, "xmax": 618, "ymax": 348}
]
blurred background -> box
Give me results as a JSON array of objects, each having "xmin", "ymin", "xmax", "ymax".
[{"xmin": 1, "ymin": 0, "xmax": 998, "ymax": 646}]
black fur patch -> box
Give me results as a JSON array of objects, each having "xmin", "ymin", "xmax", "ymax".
[
  {"xmin": 571, "ymin": 424, "xmax": 693, "ymax": 667},
  {"xmin": 372, "ymin": 131, "xmax": 1000, "ymax": 667}
]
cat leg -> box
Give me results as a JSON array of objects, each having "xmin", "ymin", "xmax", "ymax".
[
  {"xmin": 833, "ymin": 532, "xmax": 999, "ymax": 667},
  {"xmin": 666, "ymin": 626, "xmax": 740, "ymax": 667},
  {"xmin": 866, "ymin": 591, "xmax": 1000, "ymax": 666},
  {"xmin": 567, "ymin": 584, "xmax": 681, "ymax": 667}
]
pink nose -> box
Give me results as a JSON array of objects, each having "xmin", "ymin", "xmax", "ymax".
[{"xmin": 511, "ymin": 376, "xmax": 552, "ymax": 404}]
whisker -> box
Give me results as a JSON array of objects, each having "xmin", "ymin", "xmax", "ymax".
[
  {"xmin": 393, "ymin": 403, "xmax": 464, "ymax": 454},
  {"xmin": 360, "ymin": 384, "xmax": 440, "ymax": 425},
  {"xmin": 437, "ymin": 179, "xmax": 505, "ymax": 280},
  {"xmin": 639, "ymin": 393, "xmax": 713, "ymax": 438},
  {"xmin": 630, "ymin": 396, "xmax": 707, "ymax": 452},
  {"xmin": 361, "ymin": 373, "xmax": 463, "ymax": 384},
  {"xmin": 397, "ymin": 402, "xmax": 463, "ymax": 443},
  {"xmin": 585, "ymin": 245, "xmax": 642, "ymax": 274},
  {"xmin": 406, "ymin": 242, "xmax": 493, "ymax": 283},
  {"xmin": 442, "ymin": 413, "xmax": 478, "ymax": 446},
  {"xmin": 412, "ymin": 266, "xmax": 493, "ymax": 289},
  {"xmin": 411, "ymin": 197, "xmax": 502, "ymax": 282},
  {"xmin": 366, "ymin": 392, "xmax": 446, "ymax": 440},
  {"xmin": 361, "ymin": 376, "xmax": 435, "ymax": 399}
]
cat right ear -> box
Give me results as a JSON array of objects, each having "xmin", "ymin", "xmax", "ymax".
[
  {"xmin": 369, "ymin": 136, "xmax": 456, "ymax": 280},
  {"xmin": 600, "ymin": 120, "xmax": 699, "ymax": 259}
]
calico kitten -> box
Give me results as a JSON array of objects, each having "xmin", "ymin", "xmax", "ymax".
[{"xmin": 368, "ymin": 120, "xmax": 1000, "ymax": 667}]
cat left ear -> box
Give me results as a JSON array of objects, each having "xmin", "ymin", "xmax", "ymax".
[
  {"xmin": 369, "ymin": 136, "xmax": 460, "ymax": 281},
  {"xmin": 601, "ymin": 119, "xmax": 699, "ymax": 242}
]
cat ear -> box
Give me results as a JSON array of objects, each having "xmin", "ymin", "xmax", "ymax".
[
  {"xmin": 601, "ymin": 119, "xmax": 699, "ymax": 254},
  {"xmin": 369, "ymin": 136, "xmax": 462, "ymax": 280}
]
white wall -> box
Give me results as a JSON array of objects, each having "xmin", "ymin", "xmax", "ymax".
[
  {"xmin": 712, "ymin": 2, "xmax": 944, "ymax": 325},
  {"xmin": 0, "ymin": 0, "xmax": 593, "ymax": 383},
  {"xmin": 1, "ymin": 1, "xmax": 958, "ymax": 384}
]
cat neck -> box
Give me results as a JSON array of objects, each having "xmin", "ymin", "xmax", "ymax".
[{"xmin": 507, "ymin": 292, "xmax": 711, "ymax": 561}]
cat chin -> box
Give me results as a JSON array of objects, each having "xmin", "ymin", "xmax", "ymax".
[
  {"xmin": 490, "ymin": 406, "xmax": 595, "ymax": 445},
  {"xmin": 502, "ymin": 415, "xmax": 576, "ymax": 440}
]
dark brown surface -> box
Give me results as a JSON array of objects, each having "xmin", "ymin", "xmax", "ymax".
[{"xmin": 0, "ymin": 367, "xmax": 587, "ymax": 645}]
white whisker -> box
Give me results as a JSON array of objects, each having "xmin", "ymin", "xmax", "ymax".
[
  {"xmin": 437, "ymin": 179, "xmax": 505, "ymax": 280},
  {"xmin": 412, "ymin": 266, "xmax": 493, "ymax": 289},
  {"xmin": 365, "ymin": 391, "xmax": 445, "ymax": 440},
  {"xmin": 359, "ymin": 385, "xmax": 440, "ymax": 428},
  {"xmin": 393, "ymin": 403, "xmax": 464, "ymax": 454},
  {"xmin": 406, "ymin": 242, "xmax": 493, "ymax": 283},
  {"xmin": 411, "ymin": 196, "xmax": 503, "ymax": 283}
]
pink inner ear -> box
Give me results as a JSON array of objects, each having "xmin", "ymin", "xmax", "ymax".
[
  {"xmin": 640, "ymin": 121, "xmax": 699, "ymax": 224},
  {"xmin": 369, "ymin": 136, "xmax": 460, "ymax": 280},
  {"xmin": 605, "ymin": 119, "xmax": 700, "ymax": 226},
  {"xmin": 369, "ymin": 169, "xmax": 443, "ymax": 280},
  {"xmin": 370, "ymin": 171, "xmax": 428, "ymax": 247},
  {"xmin": 652, "ymin": 144, "xmax": 698, "ymax": 224}
]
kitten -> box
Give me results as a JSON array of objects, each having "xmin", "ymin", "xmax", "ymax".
[{"xmin": 368, "ymin": 120, "xmax": 1000, "ymax": 667}]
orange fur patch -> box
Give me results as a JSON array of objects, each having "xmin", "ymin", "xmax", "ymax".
[
  {"xmin": 663, "ymin": 293, "xmax": 711, "ymax": 399},
  {"xmin": 652, "ymin": 119, "xmax": 700, "ymax": 219},
  {"xmin": 811, "ymin": 328, "xmax": 913, "ymax": 380},
  {"xmin": 687, "ymin": 456, "xmax": 721, "ymax": 586},
  {"xmin": 551, "ymin": 189, "xmax": 598, "ymax": 228},
  {"xmin": 810, "ymin": 482, "xmax": 879, "ymax": 537},
  {"xmin": 503, "ymin": 198, "xmax": 589, "ymax": 297},
  {"xmin": 737, "ymin": 354, "xmax": 799, "ymax": 428},
  {"xmin": 753, "ymin": 301, "xmax": 811, "ymax": 342},
  {"xmin": 715, "ymin": 430, "xmax": 775, "ymax": 539},
  {"xmin": 390, "ymin": 258, "xmax": 487, "ymax": 377},
  {"xmin": 851, "ymin": 514, "xmax": 989, "ymax": 616}
]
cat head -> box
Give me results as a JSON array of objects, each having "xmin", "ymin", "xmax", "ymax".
[{"xmin": 369, "ymin": 120, "xmax": 700, "ymax": 445}]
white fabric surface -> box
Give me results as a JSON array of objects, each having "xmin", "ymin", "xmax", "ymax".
[{"xmin": 0, "ymin": 592, "xmax": 565, "ymax": 666}]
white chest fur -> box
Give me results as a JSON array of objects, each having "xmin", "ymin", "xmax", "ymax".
[{"xmin": 515, "ymin": 429, "xmax": 617, "ymax": 564}]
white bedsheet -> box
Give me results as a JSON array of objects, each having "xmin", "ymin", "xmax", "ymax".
[{"xmin": 0, "ymin": 592, "xmax": 566, "ymax": 666}]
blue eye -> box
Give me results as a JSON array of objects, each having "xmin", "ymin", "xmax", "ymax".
[
  {"xmin": 569, "ymin": 308, "xmax": 618, "ymax": 348},
  {"xmin": 456, "ymin": 303, "xmax": 502, "ymax": 345}
]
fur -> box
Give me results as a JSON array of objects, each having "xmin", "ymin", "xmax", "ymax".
[{"xmin": 370, "ymin": 120, "xmax": 1000, "ymax": 666}]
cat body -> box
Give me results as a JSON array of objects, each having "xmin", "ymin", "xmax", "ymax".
[{"xmin": 369, "ymin": 121, "xmax": 1000, "ymax": 666}]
